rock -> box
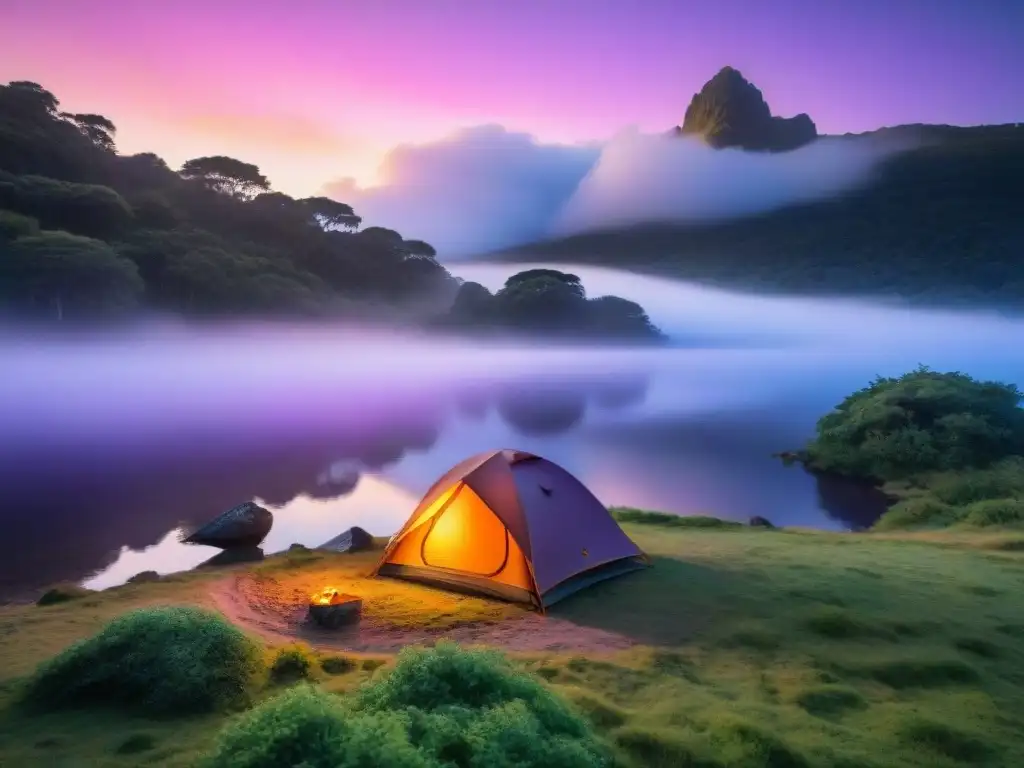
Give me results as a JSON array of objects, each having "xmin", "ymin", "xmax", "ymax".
[
  {"xmin": 318, "ymin": 526, "xmax": 374, "ymax": 554},
  {"xmin": 127, "ymin": 570, "xmax": 161, "ymax": 584},
  {"xmin": 181, "ymin": 501, "xmax": 273, "ymax": 549},
  {"xmin": 679, "ymin": 66, "xmax": 817, "ymax": 152},
  {"xmin": 196, "ymin": 546, "xmax": 265, "ymax": 568},
  {"xmin": 749, "ymin": 516, "xmax": 776, "ymax": 529}
]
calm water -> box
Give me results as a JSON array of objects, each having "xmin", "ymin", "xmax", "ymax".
[{"xmin": 2, "ymin": 262, "xmax": 1022, "ymax": 597}]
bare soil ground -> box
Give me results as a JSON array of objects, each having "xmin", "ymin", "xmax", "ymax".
[{"xmin": 208, "ymin": 569, "xmax": 637, "ymax": 654}]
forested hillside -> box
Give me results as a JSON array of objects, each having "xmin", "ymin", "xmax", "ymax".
[{"xmin": 0, "ymin": 81, "xmax": 456, "ymax": 321}]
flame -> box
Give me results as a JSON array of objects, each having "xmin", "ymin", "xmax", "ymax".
[{"xmin": 311, "ymin": 587, "xmax": 339, "ymax": 605}]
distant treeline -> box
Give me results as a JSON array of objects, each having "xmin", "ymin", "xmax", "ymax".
[
  {"xmin": 510, "ymin": 124, "xmax": 1024, "ymax": 308},
  {"xmin": 0, "ymin": 81, "xmax": 660, "ymax": 340}
]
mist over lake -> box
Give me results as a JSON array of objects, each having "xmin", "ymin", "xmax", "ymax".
[{"xmin": 2, "ymin": 261, "xmax": 1022, "ymax": 598}]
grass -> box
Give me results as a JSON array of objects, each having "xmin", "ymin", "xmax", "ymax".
[
  {"xmin": 875, "ymin": 458, "xmax": 1024, "ymax": 531},
  {"xmin": 0, "ymin": 513, "xmax": 1023, "ymax": 766}
]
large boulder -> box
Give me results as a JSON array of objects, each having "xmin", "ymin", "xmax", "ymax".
[
  {"xmin": 181, "ymin": 501, "xmax": 273, "ymax": 549},
  {"xmin": 679, "ymin": 66, "xmax": 817, "ymax": 152}
]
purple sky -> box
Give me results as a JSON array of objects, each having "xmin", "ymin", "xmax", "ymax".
[{"xmin": 1, "ymin": 0, "xmax": 1022, "ymax": 193}]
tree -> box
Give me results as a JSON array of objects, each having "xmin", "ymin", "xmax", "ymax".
[
  {"xmin": 0, "ymin": 231, "xmax": 143, "ymax": 319},
  {"xmin": 115, "ymin": 153, "xmax": 177, "ymax": 192},
  {"xmin": 0, "ymin": 81, "xmax": 59, "ymax": 120},
  {"xmin": 587, "ymin": 295, "xmax": 664, "ymax": 339},
  {"xmin": 298, "ymin": 196, "xmax": 361, "ymax": 231},
  {"xmin": 502, "ymin": 269, "xmax": 585, "ymax": 299},
  {"xmin": 401, "ymin": 239, "xmax": 437, "ymax": 258},
  {"xmin": 449, "ymin": 281, "xmax": 494, "ymax": 321},
  {"xmin": 179, "ymin": 156, "xmax": 270, "ymax": 200},
  {"xmin": 494, "ymin": 273, "xmax": 588, "ymax": 329},
  {"xmin": 0, "ymin": 174, "xmax": 134, "ymax": 238},
  {"xmin": 62, "ymin": 113, "xmax": 116, "ymax": 151},
  {"xmin": 804, "ymin": 367, "xmax": 1024, "ymax": 480},
  {"xmin": 359, "ymin": 226, "xmax": 405, "ymax": 248}
]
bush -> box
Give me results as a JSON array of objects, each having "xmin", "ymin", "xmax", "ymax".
[
  {"xmin": 205, "ymin": 642, "xmax": 609, "ymax": 768},
  {"xmin": 319, "ymin": 655, "xmax": 356, "ymax": 675},
  {"xmin": 0, "ymin": 174, "xmax": 134, "ymax": 238},
  {"xmin": 930, "ymin": 458, "xmax": 1024, "ymax": 505},
  {"xmin": 22, "ymin": 606, "xmax": 265, "ymax": 715},
  {"xmin": 36, "ymin": 583, "xmax": 92, "ymax": 606},
  {"xmin": 961, "ymin": 497, "xmax": 1024, "ymax": 526},
  {"xmin": 269, "ymin": 644, "xmax": 317, "ymax": 684},
  {"xmin": 610, "ymin": 508, "xmax": 741, "ymax": 529},
  {"xmin": 203, "ymin": 685, "xmax": 426, "ymax": 768},
  {"xmin": 872, "ymin": 497, "xmax": 957, "ymax": 530},
  {"xmin": 804, "ymin": 368, "xmax": 1024, "ymax": 481}
]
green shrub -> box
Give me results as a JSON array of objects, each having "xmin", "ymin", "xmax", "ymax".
[
  {"xmin": 269, "ymin": 644, "xmax": 317, "ymax": 684},
  {"xmin": 22, "ymin": 606, "xmax": 265, "ymax": 715},
  {"xmin": 206, "ymin": 643, "xmax": 609, "ymax": 768},
  {"xmin": 873, "ymin": 497, "xmax": 957, "ymax": 530},
  {"xmin": 319, "ymin": 655, "xmax": 356, "ymax": 675},
  {"xmin": 961, "ymin": 497, "xmax": 1024, "ymax": 526},
  {"xmin": 804, "ymin": 368, "xmax": 1024, "ymax": 481},
  {"xmin": 610, "ymin": 508, "xmax": 741, "ymax": 529},
  {"xmin": 203, "ymin": 685, "xmax": 426, "ymax": 768},
  {"xmin": 36, "ymin": 583, "xmax": 92, "ymax": 606},
  {"xmin": 930, "ymin": 459, "xmax": 1024, "ymax": 505}
]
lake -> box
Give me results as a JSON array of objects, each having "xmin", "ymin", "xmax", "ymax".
[{"xmin": 2, "ymin": 261, "xmax": 1022, "ymax": 599}]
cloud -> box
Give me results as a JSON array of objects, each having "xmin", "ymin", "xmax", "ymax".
[
  {"xmin": 175, "ymin": 112, "xmax": 354, "ymax": 156},
  {"xmin": 552, "ymin": 129, "xmax": 894, "ymax": 236},
  {"xmin": 323, "ymin": 125, "xmax": 599, "ymax": 256},
  {"xmin": 322, "ymin": 125, "xmax": 897, "ymax": 259}
]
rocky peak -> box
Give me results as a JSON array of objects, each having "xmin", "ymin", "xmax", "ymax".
[{"xmin": 678, "ymin": 67, "xmax": 817, "ymax": 152}]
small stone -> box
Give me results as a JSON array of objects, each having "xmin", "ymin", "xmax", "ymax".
[
  {"xmin": 127, "ymin": 570, "xmax": 161, "ymax": 584},
  {"xmin": 317, "ymin": 526, "xmax": 374, "ymax": 554}
]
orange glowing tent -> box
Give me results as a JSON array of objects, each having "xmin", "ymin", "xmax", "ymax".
[{"xmin": 372, "ymin": 449, "xmax": 648, "ymax": 609}]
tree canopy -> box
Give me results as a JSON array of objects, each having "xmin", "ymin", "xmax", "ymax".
[
  {"xmin": 0, "ymin": 79, "xmax": 663, "ymax": 338},
  {"xmin": 441, "ymin": 268, "xmax": 665, "ymax": 342},
  {"xmin": 179, "ymin": 156, "xmax": 271, "ymax": 200},
  {"xmin": 804, "ymin": 367, "xmax": 1024, "ymax": 481},
  {"xmin": 0, "ymin": 79, "xmax": 457, "ymax": 321}
]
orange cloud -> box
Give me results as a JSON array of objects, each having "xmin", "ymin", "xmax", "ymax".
[{"xmin": 174, "ymin": 111, "xmax": 355, "ymax": 156}]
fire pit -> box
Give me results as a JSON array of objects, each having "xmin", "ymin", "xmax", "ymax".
[{"xmin": 308, "ymin": 587, "xmax": 362, "ymax": 629}]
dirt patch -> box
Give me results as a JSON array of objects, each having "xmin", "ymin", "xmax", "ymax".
[{"xmin": 208, "ymin": 572, "xmax": 637, "ymax": 654}]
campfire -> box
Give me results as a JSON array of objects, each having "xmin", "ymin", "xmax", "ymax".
[{"xmin": 307, "ymin": 586, "xmax": 362, "ymax": 629}]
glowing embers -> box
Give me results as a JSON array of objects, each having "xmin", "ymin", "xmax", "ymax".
[{"xmin": 307, "ymin": 586, "xmax": 362, "ymax": 629}]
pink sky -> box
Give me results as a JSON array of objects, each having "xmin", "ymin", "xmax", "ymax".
[{"xmin": 2, "ymin": 0, "xmax": 1021, "ymax": 196}]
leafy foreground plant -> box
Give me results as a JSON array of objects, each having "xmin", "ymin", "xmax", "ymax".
[
  {"xmin": 204, "ymin": 642, "xmax": 610, "ymax": 768},
  {"xmin": 22, "ymin": 605, "xmax": 265, "ymax": 715}
]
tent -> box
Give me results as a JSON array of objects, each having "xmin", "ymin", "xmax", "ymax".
[{"xmin": 372, "ymin": 449, "xmax": 648, "ymax": 609}]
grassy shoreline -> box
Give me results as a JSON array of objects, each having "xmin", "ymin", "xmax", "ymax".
[{"xmin": 2, "ymin": 512, "xmax": 1023, "ymax": 766}]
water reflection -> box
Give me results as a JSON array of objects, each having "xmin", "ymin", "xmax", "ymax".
[
  {"xmin": 2, "ymin": 260, "xmax": 1021, "ymax": 598},
  {"xmin": 83, "ymin": 476, "xmax": 419, "ymax": 590}
]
